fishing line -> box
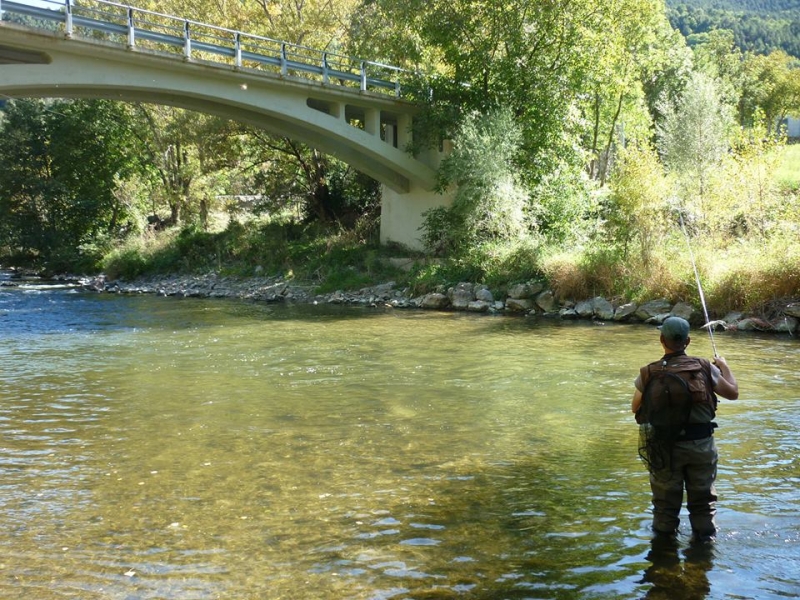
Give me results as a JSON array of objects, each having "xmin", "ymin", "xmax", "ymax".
[{"xmin": 678, "ymin": 211, "xmax": 718, "ymax": 358}]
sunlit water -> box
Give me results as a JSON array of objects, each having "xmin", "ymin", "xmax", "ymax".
[{"xmin": 1, "ymin": 273, "xmax": 798, "ymax": 599}]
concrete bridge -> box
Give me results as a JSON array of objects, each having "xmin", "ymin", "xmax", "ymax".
[{"xmin": 0, "ymin": 0, "xmax": 448, "ymax": 249}]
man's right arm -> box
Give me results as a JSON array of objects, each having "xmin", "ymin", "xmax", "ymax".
[
  {"xmin": 632, "ymin": 388, "xmax": 643, "ymax": 414},
  {"xmin": 712, "ymin": 356, "xmax": 739, "ymax": 400}
]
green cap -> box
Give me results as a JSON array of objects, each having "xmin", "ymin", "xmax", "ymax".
[{"xmin": 659, "ymin": 316, "xmax": 690, "ymax": 344}]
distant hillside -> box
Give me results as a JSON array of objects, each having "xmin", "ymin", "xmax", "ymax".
[
  {"xmin": 667, "ymin": 1, "xmax": 800, "ymax": 57},
  {"xmin": 669, "ymin": 1, "xmax": 798, "ymax": 12}
]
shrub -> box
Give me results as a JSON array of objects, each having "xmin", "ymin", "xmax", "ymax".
[{"xmin": 422, "ymin": 107, "xmax": 533, "ymax": 254}]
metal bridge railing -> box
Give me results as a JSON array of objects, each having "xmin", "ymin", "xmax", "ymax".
[{"xmin": 0, "ymin": 0, "xmax": 406, "ymax": 96}]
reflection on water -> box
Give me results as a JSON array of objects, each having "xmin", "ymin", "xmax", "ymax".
[
  {"xmin": 1, "ymin": 277, "xmax": 799, "ymax": 599},
  {"xmin": 639, "ymin": 535, "xmax": 714, "ymax": 600}
]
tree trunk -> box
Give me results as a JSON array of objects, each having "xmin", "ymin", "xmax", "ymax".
[
  {"xmin": 600, "ymin": 92, "xmax": 624, "ymax": 186},
  {"xmin": 589, "ymin": 90, "xmax": 601, "ymax": 180}
]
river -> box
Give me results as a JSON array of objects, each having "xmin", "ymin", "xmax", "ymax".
[{"xmin": 1, "ymin": 273, "xmax": 798, "ymax": 599}]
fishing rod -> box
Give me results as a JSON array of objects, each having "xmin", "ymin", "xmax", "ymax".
[{"xmin": 677, "ymin": 211, "xmax": 718, "ymax": 358}]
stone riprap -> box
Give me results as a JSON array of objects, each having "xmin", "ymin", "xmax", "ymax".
[{"xmin": 77, "ymin": 273, "xmax": 799, "ymax": 333}]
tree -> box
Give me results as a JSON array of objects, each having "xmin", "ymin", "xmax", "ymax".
[
  {"xmin": 656, "ymin": 71, "xmax": 734, "ymax": 213},
  {"xmin": 351, "ymin": 0, "xmax": 599, "ymax": 184},
  {"xmin": 739, "ymin": 50, "xmax": 800, "ymax": 133},
  {"xmin": 131, "ymin": 0, "xmax": 375, "ymax": 229},
  {"xmin": 667, "ymin": 2, "xmax": 800, "ymax": 58},
  {"xmin": 136, "ymin": 0, "xmax": 360, "ymax": 50},
  {"xmin": 0, "ymin": 99, "xmax": 144, "ymax": 269},
  {"xmin": 581, "ymin": 0, "xmax": 686, "ymax": 184},
  {"xmin": 132, "ymin": 105, "xmax": 245, "ymax": 226},
  {"xmin": 606, "ymin": 141, "xmax": 671, "ymax": 265},
  {"xmin": 239, "ymin": 129, "xmax": 380, "ymax": 228},
  {"xmin": 691, "ymin": 29, "xmax": 744, "ymax": 113}
]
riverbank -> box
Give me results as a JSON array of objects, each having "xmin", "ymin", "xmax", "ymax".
[
  {"xmin": 4, "ymin": 266, "xmax": 797, "ymax": 333},
  {"xmin": 63, "ymin": 271, "xmax": 800, "ymax": 334}
]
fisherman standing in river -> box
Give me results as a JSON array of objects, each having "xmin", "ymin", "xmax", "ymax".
[{"xmin": 632, "ymin": 316, "xmax": 739, "ymax": 542}]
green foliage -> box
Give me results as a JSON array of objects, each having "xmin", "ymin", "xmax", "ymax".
[
  {"xmin": 241, "ymin": 132, "xmax": 381, "ymax": 228},
  {"xmin": 702, "ymin": 234, "xmax": 800, "ymax": 314},
  {"xmin": 739, "ymin": 51, "xmax": 800, "ymax": 132},
  {"xmin": 418, "ymin": 206, "xmax": 460, "ymax": 256},
  {"xmin": 657, "ymin": 72, "xmax": 734, "ymax": 209},
  {"xmin": 3, "ymin": 0, "xmax": 800, "ymax": 314},
  {"xmin": 408, "ymin": 237, "xmax": 543, "ymax": 296},
  {"xmin": 529, "ymin": 167, "xmax": 594, "ymax": 245},
  {"xmin": 541, "ymin": 239, "xmax": 693, "ymax": 305},
  {"xmin": 101, "ymin": 217, "xmax": 407, "ymax": 293},
  {"xmin": 0, "ymin": 99, "xmax": 145, "ymax": 271},
  {"xmin": 362, "ymin": 0, "xmax": 599, "ymax": 186},
  {"xmin": 102, "ymin": 241, "xmax": 152, "ymax": 280},
  {"xmin": 132, "ymin": 105, "xmax": 246, "ymax": 226},
  {"xmin": 775, "ymin": 143, "xmax": 800, "ymax": 189},
  {"xmin": 605, "ymin": 141, "xmax": 671, "ymax": 265},
  {"xmin": 421, "ymin": 108, "xmax": 534, "ymax": 255},
  {"xmin": 706, "ymin": 124, "xmax": 785, "ymax": 237},
  {"xmin": 667, "ymin": 1, "xmax": 800, "ymax": 58}
]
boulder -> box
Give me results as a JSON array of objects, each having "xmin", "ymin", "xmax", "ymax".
[
  {"xmin": 449, "ymin": 283, "xmax": 475, "ymax": 310},
  {"xmin": 508, "ymin": 281, "xmax": 544, "ymax": 300},
  {"xmin": 536, "ymin": 290, "xmax": 557, "ymax": 313},
  {"xmin": 467, "ymin": 300, "xmax": 490, "ymax": 312},
  {"xmin": 650, "ymin": 312, "xmax": 672, "ymax": 325},
  {"xmin": 784, "ymin": 303, "xmax": 800, "ymax": 318},
  {"xmin": 421, "ymin": 293, "xmax": 449, "ymax": 309},
  {"xmin": 774, "ymin": 316, "xmax": 798, "ymax": 333},
  {"xmin": 506, "ymin": 297, "xmax": 534, "ymax": 312},
  {"xmin": 723, "ymin": 311, "xmax": 743, "ymax": 324},
  {"xmin": 592, "ymin": 297, "xmax": 615, "ymax": 320},
  {"xmin": 575, "ymin": 299, "xmax": 594, "ymax": 318},
  {"xmin": 736, "ymin": 317, "xmax": 772, "ymax": 332},
  {"xmin": 560, "ymin": 307, "xmax": 579, "ymax": 319},
  {"xmin": 508, "ymin": 283, "xmax": 531, "ymax": 299},
  {"xmin": 614, "ymin": 302, "xmax": 638, "ymax": 321},
  {"xmin": 475, "ymin": 287, "xmax": 494, "ymax": 303},
  {"xmin": 372, "ymin": 281, "xmax": 396, "ymax": 297},
  {"xmin": 528, "ymin": 282, "xmax": 545, "ymax": 296},
  {"xmin": 670, "ymin": 302, "xmax": 697, "ymax": 322},
  {"xmin": 635, "ymin": 299, "xmax": 672, "ymax": 321}
]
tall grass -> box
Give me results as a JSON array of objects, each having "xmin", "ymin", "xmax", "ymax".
[
  {"xmin": 705, "ymin": 235, "xmax": 800, "ymax": 315},
  {"xmin": 541, "ymin": 238, "xmax": 692, "ymax": 305},
  {"xmin": 540, "ymin": 228, "xmax": 800, "ymax": 317}
]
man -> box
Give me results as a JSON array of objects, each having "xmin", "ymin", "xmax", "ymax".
[{"xmin": 632, "ymin": 316, "xmax": 738, "ymax": 541}]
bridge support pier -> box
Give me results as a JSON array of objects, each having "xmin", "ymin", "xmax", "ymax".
[
  {"xmin": 379, "ymin": 139, "xmax": 452, "ymax": 252},
  {"xmin": 380, "ymin": 183, "xmax": 453, "ymax": 251}
]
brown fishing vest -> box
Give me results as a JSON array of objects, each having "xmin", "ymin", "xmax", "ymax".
[{"xmin": 638, "ymin": 353, "xmax": 717, "ymax": 424}]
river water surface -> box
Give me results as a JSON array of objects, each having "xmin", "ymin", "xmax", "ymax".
[{"xmin": 1, "ymin": 273, "xmax": 798, "ymax": 599}]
